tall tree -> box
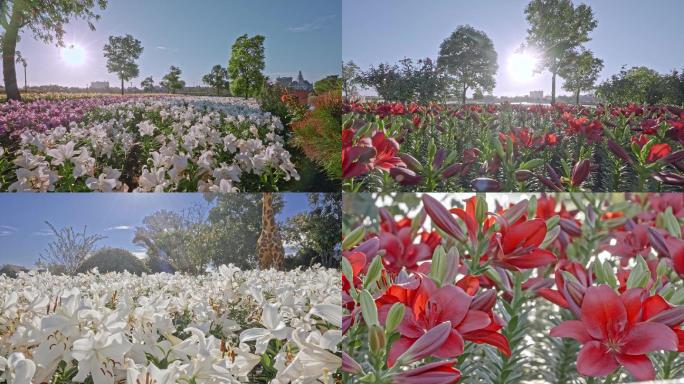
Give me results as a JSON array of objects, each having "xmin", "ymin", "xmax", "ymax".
[
  {"xmin": 437, "ymin": 25, "xmax": 498, "ymax": 105},
  {"xmin": 228, "ymin": 34, "xmax": 266, "ymax": 98},
  {"xmin": 202, "ymin": 64, "xmax": 230, "ymax": 96},
  {"xmin": 559, "ymin": 49, "xmax": 603, "ymax": 104},
  {"xmin": 140, "ymin": 76, "xmax": 154, "ymax": 92},
  {"xmin": 39, "ymin": 221, "xmax": 106, "ymax": 275},
  {"xmin": 313, "ymin": 75, "xmax": 341, "ymax": 95},
  {"xmin": 160, "ymin": 66, "xmax": 185, "ymax": 94},
  {"xmin": 1, "ymin": 0, "xmax": 107, "ymax": 101},
  {"xmin": 103, "ymin": 34, "xmax": 143, "ymax": 95},
  {"xmin": 524, "ymin": 0, "xmax": 597, "ymax": 104},
  {"xmin": 342, "ymin": 60, "xmax": 360, "ymax": 99}
]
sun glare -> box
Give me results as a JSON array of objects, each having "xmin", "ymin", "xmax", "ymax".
[
  {"xmin": 60, "ymin": 43, "xmax": 86, "ymax": 66},
  {"xmin": 507, "ymin": 52, "xmax": 537, "ymax": 83}
]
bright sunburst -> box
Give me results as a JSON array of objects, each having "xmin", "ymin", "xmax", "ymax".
[
  {"xmin": 60, "ymin": 43, "xmax": 86, "ymax": 66},
  {"xmin": 507, "ymin": 51, "xmax": 538, "ymax": 83}
]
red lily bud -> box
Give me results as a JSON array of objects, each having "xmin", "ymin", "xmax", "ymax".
[
  {"xmin": 422, "ymin": 194, "xmax": 465, "ymax": 242},
  {"xmin": 471, "ymin": 289, "xmax": 497, "ymax": 312},
  {"xmin": 433, "ymin": 149, "xmax": 446, "ymax": 169},
  {"xmin": 653, "ymin": 172, "xmax": 684, "ymax": 186},
  {"xmin": 390, "ymin": 167, "xmax": 423, "ymax": 186},
  {"xmin": 514, "ymin": 169, "xmax": 533, "ymax": 182},
  {"xmin": 606, "ymin": 139, "xmax": 633, "ymax": 165},
  {"xmin": 398, "ymin": 153, "xmax": 423, "ymax": 172},
  {"xmin": 470, "ymin": 177, "xmax": 502, "ymax": 192},
  {"xmin": 661, "ymin": 150, "xmax": 684, "ymax": 165},
  {"xmin": 441, "ymin": 163, "xmax": 464, "ymax": 179},
  {"xmin": 571, "ymin": 159, "xmax": 591, "ymax": 187},
  {"xmin": 393, "ymin": 360, "xmax": 461, "ymax": 384},
  {"xmin": 354, "ymin": 237, "xmax": 380, "ymax": 259},
  {"xmin": 342, "ymin": 352, "xmax": 364, "ymax": 374},
  {"xmin": 545, "ymin": 164, "xmax": 561, "ymax": 186},
  {"xmin": 536, "ymin": 174, "xmax": 563, "ymax": 192},
  {"xmin": 648, "ymin": 306, "xmax": 684, "ymax": 327},
  {"xmin": 647, "ymin": 227, "xmax": 671, "ymax": 258},
  {"xmin": 395, "ymin": 321, "xmax": 452, "ymax": 366},
  {"xmin": 559, "ymin": 219, "xmax": 582, "ymax": 237}
]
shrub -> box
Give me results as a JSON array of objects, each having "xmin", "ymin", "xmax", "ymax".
[
  {"xmin": 76, "ymin": 247, "xmax": 148, "ymax": 275},
  {"xmin": 0, "ymin": 264, "xmax": 28, "ymax": 278},
  {"xmin": 291, "ymin": 91, "xmax": 342, "ymax": 180},
  {"xmin": 258, "ymin": 83, "xmax": 292, "ymax": 125}
]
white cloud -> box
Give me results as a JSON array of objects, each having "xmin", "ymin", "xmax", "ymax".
[
  {"xmin": 288, "ymin": 14, "xmax": 336, "ymax": 33},
  {"xmin": 156, "ymin": 46, "xmax": 167, "ymax": 50},
  {"xmin": 0, "ymin": 225, "xmax": 17, "ymax": 236},
  {"xmin": 31, "ymin": 229, "xmax": 54, "ymax": 237},
  {"xmin": 106, "ymin": 225, "xmax": 132, "ymax": 231},
  {"xmin": 132, "ymin": 249, "xmax": 147, "ymax": 259}
]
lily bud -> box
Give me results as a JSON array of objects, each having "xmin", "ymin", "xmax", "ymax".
[
  {"xmin": 422, "ymin": 194, "xmax": 466, "ymax": 242},
  {"xmin": 471, "ymin": 289, "xmax": 497, "ymax": 312},
  {"xmin": 342, "ymin": 352, "xmax": 364, "ymax": 374},
  {"xmin": 433, "ymin": 148, "xmax": 446, "ymax": 169},
  {"xmin": 571, "ymin": 159, "xmax": 591, "ymax": 187},
  {"xmin": 395, "ymin": 321, "xmax": 451, "ymax": 366},
  {"xmin": 470, "ymin": 177, "xmax": 502, "ymax": 192},
  {"xmin": 606, "ymin": 138, "xmax": 633, "ymax": 165},
  {"xmin": 390, "ymin": 167, "xmax": 424, "ymax": 185},
  {"xmin": 385, "ymin": 303, "xmax": 405, "ymax": 335},
  {"xmin": 514, "ymin": 169, "xmax": 533, "ymax": 182},
  {"xmin": 399, "ymin": 153, "xmax": 423, "ymax": 172},
  {"xmin": 648, "ymin": 306, "xmax": 684, "ymax": 328},
  {"xmin": 354, "ymin": 237, "xmax": 380, "ymax": 259},
  {"xmin": 648, "ymin": 227, "xmax": 671, "ymax": 258},
  {"xmin": 559, "ymin": 219, "xmax": 582, "ymax": 237},
  {"xmin": 441, "ymin": 163, "xmax": 464, "ymax": 179},
  {"xmin": 369, "ymin": 324, "xmax": 386, "ymax": 353}
]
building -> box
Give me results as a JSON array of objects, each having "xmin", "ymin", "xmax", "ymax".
[
  {"xmin": 276, "ymin": 71, "xmax": 313, "ymax": 92},
  {"xmin": 530, "ymin": 90, "xmax": 544, "ymax": 101},
  {"xmin": 89, "ymin": 81, "xmax": 110, "ymax": 90}
]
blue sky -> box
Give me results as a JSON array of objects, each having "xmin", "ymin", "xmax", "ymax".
[
  {"xmin": 343, "ymin": 0, "xmax": 684, "ymax": 97},
  {"xmin": 0, "ymin": 193, "xmax": 311, "ymax": 267},
  {"xmin": 6, "ymin": 0, "xmax": 340, "ymax": 87}
]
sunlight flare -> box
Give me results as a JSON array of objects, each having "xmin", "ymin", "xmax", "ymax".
[
  {"xmin": 507, "ymin": 51, "xmax": 538, "ymax": 83},
  {"xmin": 60, "ymin": 43, "xmax": 86, "ymax": 66}
]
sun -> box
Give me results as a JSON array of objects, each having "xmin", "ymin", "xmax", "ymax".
[
  {"xmin": 507, "ymin": 52, "xmax": 538, "ymax": 83},
  {"xmin": 60, "ymin": 43, "xmax": 86, "ymax": 66}
]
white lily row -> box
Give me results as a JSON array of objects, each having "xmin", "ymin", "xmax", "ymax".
[
  {"xmin": 5, "ymin": 96, "xmax": 300, "ymax": 192},
  {"xmin": 0, "ymin": 265, "xmax": 341, "ymax": 383}
]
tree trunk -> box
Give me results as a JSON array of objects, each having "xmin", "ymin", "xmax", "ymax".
[
  {"xmin": 216, "ymin": 87, "xmax": 220, "ymax": 96},
  {"xmin": 551, "ymin": 71, "xmax": 556, "ymax": 105},
  {"xmin": 576, "ymin": 88, "xmax": 580, "ymax": 105},
  {"xmin": 462, "ymin": 84, "xmax": 467, "ymax": 106},
  {"xmin": 121, "ymin": 77, "xmax": 124, "ymax": 95},
  {"xmin": 23, "ymin": 64, "xmax": 27, "ymax": 91},
  {"xmin": 2, "ymin": 8, "xmax": 21, "ymax": 101}
]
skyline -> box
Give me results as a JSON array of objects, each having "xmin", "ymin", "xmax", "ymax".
[
  {"xmin": 2, "ymin": 0, "xmax": 341, "ymax": 88},
  {"xmin": 0, "ymin": 193, "xmax": 310, "ymax": 267},
  {"xmin": 343, "ymin": 0, "xmax": 684, "ymax": 97}
]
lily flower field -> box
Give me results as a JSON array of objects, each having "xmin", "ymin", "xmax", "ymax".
[
  {"xmin": 0, "ymin": 96, "xmax": 301, "ymax": 192},
  {"xmin": 342, "ymin": 102, "xmax": 684, "ymax": 192},
  {"xmin": 342, "ymin": 193, "xmax": 684, "ymax": 383},
  {"xmin": 0, "ymin": 265, "xmax": 341, "ymax": 384}
]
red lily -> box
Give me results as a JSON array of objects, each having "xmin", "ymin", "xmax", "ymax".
[
  {"xmin": 647, "ymin": 143, "xmax": 672, "ymax": 163},
  {"xmin": 393, "ymin": 360, "xmax": 461, "ymax": 384},
  {"xmin": 550, "ymin": 285, "xmax": 677, "ymax": 380},
  {"xmin": 487, "ymin": 218, "xmax": 557, "ymax": 270},
  {"xmin": 370, "ymin": 131, "xmax": 405, "ymax": 171}
]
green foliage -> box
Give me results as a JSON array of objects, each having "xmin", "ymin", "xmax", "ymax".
[
  {"xmin": 291, "ymin": 91, "xmax": 342, "ymax": 180},
  {"xmin": 437, "ymin": 25, "xmax": 499, "ymax": 105},
  {"xmin": 313, "ymin": 75, "xmax": 341, "ymax": 95},
  {"xmin": 75, "ymin": 247, "xmax": 148, "ymax": 275},
  {"xmin": 228, "ymin": 34, "xmax": 266, "ymax": 98},
  {"xmin": 282, "ymin": 193, "xmax": 341, "ymax": 268},
  {"xmin": 160, "ymin": 66, "xmax": 185, "ymax": 94},
  {"xmin": 140, "ymin": 76, "xmax": 154, "ymax": 92},
  {"xmin": 524, "ymin": 0, "xmax": 597, "ymax": 103},
  {"xmin": 360, "ymin": 57, "xmax": 447, "ymax": 103},
  {"xmin": 102, "ymin": 34, "xmax": 143, "ymax": 95},
  {"xmin": 559, "ymin": 49, "xmax": 604, "ymax": 104},
  {"xmin": 343, "ymin": 60, "xmax": 361, "ymax": 99},
  {"xmin": 597, "ymin": 66, "xmax": 684, "ymax": 105},
  {"xmin": 258, "ymin": 83, "xmax": 292, "ymax": 125},
  {"xmin": 202, "ymin": 64, "xmax": 230, "ymax": 96},
  {"xmin": 0, "ymin": 264, "xmax": 28, "ymax": 278}
]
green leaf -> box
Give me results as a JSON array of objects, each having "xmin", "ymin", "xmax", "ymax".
[
  {"xmin": 363, "ymin": 255, "xmax": 383, "ymax": 290},
  {"xmin": 540, "ymin": 225, "xmax": 561, "ymax": 249},
  {"xmin": 626, "ymin": 256, "xmax": 650, "ymax": 289},
  {"xmin": 385, "ymin": 303, "xmax": 405, "ymax": 335},
  {"xmin": 342, "ymin": 226, "xmax": 365, "ymax": 250},
  {"xmin": 359, "ymin": 289, "xmax": 379, "ymax": 326}
]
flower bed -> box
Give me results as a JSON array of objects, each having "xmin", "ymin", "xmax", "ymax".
[
  {"xmin": 342, "ymin": 193, "xmax": 684, "ymax": 383},
  {"xmin": 342, "ymin": 102, "xmax": 684, "ymax": 192},
  {"xmin": 0, "ymin": 96, "xmax": 299, "ymax": 192},
  {"xmin": 0, "ymin": 265, "xmax": 341, "ymax": 383}
]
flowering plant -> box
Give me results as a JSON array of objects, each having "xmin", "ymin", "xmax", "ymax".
[
  {"xmin": 0, "ymin": 265, "xmax": 341, "ymax": 383},
  {"xmin": 342, "ymin": 193, "xmax": 684, "ymax": 383}
]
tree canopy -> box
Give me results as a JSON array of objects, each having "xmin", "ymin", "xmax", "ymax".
[
  {"xmin": 359, "ymin": 58, "xmax": 446, "ymax": 103},
  {"xmin": 437, "ymin": 25, "xmax": 498, "ymax": 105},
  {"xmin": 140, "ymin": 76, "xmax": 154, "ymax": 92},
  {"xmin": 313, "ymin": 75, "xmax": 341, "ymax": 95},
  {"xmin": 228, "ymin": 34, "xmax": 266, "ymax": 98},
  {"xmin": 202, "ymin": 64, "xmax": 230, "ymax": 96},
  {"xmin": 342, "ymin": 60, "xmax": 361, "ymax": 99},
  {"xmin": 160, "ymin": 66, "xmax": 185, "ymax": 94},
  {"xmin": 524, "ymin": 0, "xmax": 597, "ymax": 104},
  {"xmin": 558, "ymin": 49, "xmax": 603, "ymax": 104},
  {"xmin": 103, "ymin": 34, "xmax": 143, "ymax": 95}
]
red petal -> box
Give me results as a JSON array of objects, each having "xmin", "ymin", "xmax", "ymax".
[
  {"xmin": 456, "ymin": 310, "xmax": 491, "ymax": 333},
  {"xmin": 581, "ymin": 285, "xmax": 627, "ymax": 340},
  {"xmin": 504, "ymin": 248, "xmax": 556, "ymax": 269},
  {"xmin": 537, "ymin": 288, "xmax": 569, "ymax": 308},
  {"xmin": 432, "ymin": 329, "xmax": 465, "ymax": 359},
  {"xmin": 643, "ymin": 294, "xmax": 671, "ymax": 320},
  {"xmin": 393, "ymin": 360, "xmax": 461, "ymax": 384},
  {"xmin": 577, "ymin": 341, "xmax": 619, "ymax": 377},
  {"xmin": 550, "ymin": 320, "xmax": 593, "ymax": 343},
  {"xmin": 388, "ymin": 337, "xmax": 414, "ymax": 367},
  {"xmin": 615, "ymin": 354, "xmax": 655, "ymax": 381},
  {"xmin": 345, "ymin": 252, "xmax": 367, "ymax": 276},
  {"xmin": 502, "ymin": 219, "xmax": 547, "ymax": 253},
  {"xmin": 621, "ymin": 322, "xmax": 678, "ymax": 354},
  {"xmin": 620, "ymin": 288, "xmax": 646, "ymax": 326}
]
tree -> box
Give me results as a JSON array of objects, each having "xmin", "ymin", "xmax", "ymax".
[
  {"xmin": 559, "ymin": 49, "xmax": 603, "ymax": 104},
  {"xmin": 1, "ymin": 0, "xmax": 107, "ymax": 101},
  {"xmin": 596, "ymin": 66, "xmax": 671, "ymax": 105},
  {"xmin": 342, "ymin": 60, "xmax": 361, "ymax": 99},
  {"xmin": 140, "ymin": 76, "xmax": 154, "ymax": 92},
  {"xmin": 524, "ymin": 0, "xmax": 597, "ymax": 104},
  {"xmin": 39, "ymin": 221, "xmax": 106, "ymax": 275},
  {"xmin": 228, "ymin": 34, "xmax": 266, "ymax": 98},
  {"xmin": 103, "ymin": 34, "xmax": 143, "ymax": 95},
  {"xmin": 313, "ymin": 75, "xmax": 341, "ymax": 95},
  {"xmin": 359, "ymin": 58, "xmax": 447, "ymax": 103},
  {"xmin": 160, "ymin": 66, "xmax": 185, "ymax": 94},
  {"xmin": 411, "ymin": 58, "xmax": 448, "ymax": 103},
  {"xmin": 15, "ymin": 50, "xmax": 26, "ymax": 91},
  {"xmin": 202, "ymin": 64, "xmax": 230, "ymax": 96},
  {"xmin": 437, "ymin": 25, "xmax": 498, "ymax": 105}
]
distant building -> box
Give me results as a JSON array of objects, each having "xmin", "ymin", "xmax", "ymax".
[
  {"xmin": 90, "ymin": 81, "xmax": 109, "ymax": 90},
  {"xmin": 276, "ymin": 71, "xmax": 313, "ymax": 92},
  {"xmin": 530, "ymin": 90, "xmax": 544, "ymax": 100}
]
